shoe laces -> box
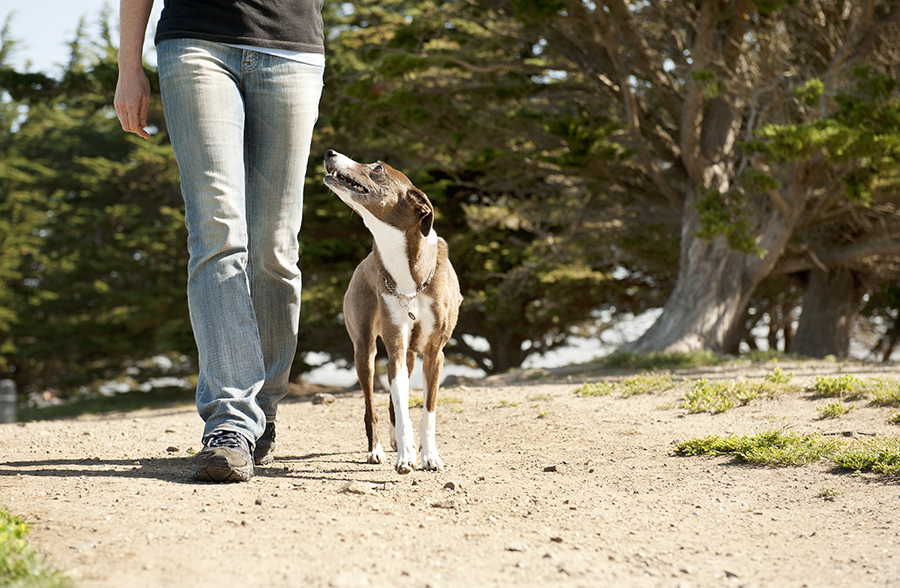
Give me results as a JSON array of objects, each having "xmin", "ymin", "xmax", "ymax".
[{"xmin": 203, "ymin": 430, "xmax": 251, "ymax": 453}]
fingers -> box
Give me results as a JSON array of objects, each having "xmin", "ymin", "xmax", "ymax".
[{"xmin": 114, "ymin": 74, "xmax": 152, "ymax": 139}]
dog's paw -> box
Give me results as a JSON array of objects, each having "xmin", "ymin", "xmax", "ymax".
[
  {"xmin": 367, "ymin": 443, "xmax": 385, "ymax": 465},
  {"xmin": 420, "ymin": 449, "xmax": 443, "ymax": 471},
  {"xmin": 395, "ymin": 441, "xmax": 418, "ymax": 474}
]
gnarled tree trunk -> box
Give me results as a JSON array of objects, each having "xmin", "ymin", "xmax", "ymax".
[{"xmin": 791, "ymin": 267, "xmax": 868, "ymax": 359}]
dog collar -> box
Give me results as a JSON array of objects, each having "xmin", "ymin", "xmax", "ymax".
[{"xmin": 383, "ymin": 270, "xmax": 434, "ymax": 321}]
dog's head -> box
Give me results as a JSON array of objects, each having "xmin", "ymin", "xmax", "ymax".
[{"xmin": 324, "ymin": 149, "xmax": 434, "ymax": 237}]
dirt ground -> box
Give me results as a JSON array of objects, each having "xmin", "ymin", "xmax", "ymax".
[{"xmin": 2, "ymin": 360, "xmax": 900, "ymax": 588}]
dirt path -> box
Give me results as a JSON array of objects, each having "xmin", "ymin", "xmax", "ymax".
[{"xmin": 2, "ymin": 361, "xmax": 899, "ymax": 588}]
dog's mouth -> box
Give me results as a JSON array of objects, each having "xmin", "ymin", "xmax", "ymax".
[{"xmin": 325, "ymin": 164, "xmax": 369, "ymax": 194}]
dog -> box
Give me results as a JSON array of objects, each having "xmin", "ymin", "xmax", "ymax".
[{"xmin": 323, "ymin": 149, "xmax": 462, "ymax": 474}]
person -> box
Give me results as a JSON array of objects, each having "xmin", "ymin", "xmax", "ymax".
[{"xmin": 114, "ymin": 0, "xmax": 325, "ymax": 482}]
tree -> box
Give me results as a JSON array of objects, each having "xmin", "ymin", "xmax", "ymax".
[
  {"xmin": 458, "ymin": 0, "xmax": 900, "ymax": 355},
  {"xmin": 310, "ymin": 0, "xmax": 679, "ymax": 373},
  {"xmin": 0, "ymin": 17, "xmax": 191, "ymax": 394}
]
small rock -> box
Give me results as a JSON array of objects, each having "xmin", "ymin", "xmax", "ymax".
[
  {"xmin": 550, "ymin": 536, "xmax": 564, "ymax": 543},
  {"xmin": 443, "ymin": 481, "xmax": 459, "ymax": 491},
  {"xmin": 505, "ymin": 542, "xmax": 527, "ymax": 552},
  {"xmin": 431, "ymin": 498, "xmax": 461, "ymax": 509},
  {"xmin": 341, "ymin": 481, "xmax": 377, "ymax": 496},
  {"xmin": 313, "ymin": 393, "xmax": 336, "ymax": 405},
  {"xmin": 166, "ymin": 446, "xmax": 179, "ymax": 453}
]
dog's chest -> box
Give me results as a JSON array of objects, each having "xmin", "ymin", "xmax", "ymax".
[{"xmin": 380, "ymin": 293, "xmax": 438, "ymax": 351}]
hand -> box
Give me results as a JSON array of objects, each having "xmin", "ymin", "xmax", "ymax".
[{"xmin": 114, "ymin": 68, "xmax": 152, "ymax": 139}]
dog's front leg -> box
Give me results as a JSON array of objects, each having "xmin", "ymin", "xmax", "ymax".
[
  {"xmin": 387, "ymin": 358, "xmax": 417, "ymax": 474},
  {"xmin": 419, "ymin": 347, "xmax": 444, "ymax": 471}
]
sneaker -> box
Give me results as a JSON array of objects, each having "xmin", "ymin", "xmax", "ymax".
[
  {"xmin": 191, "ymin": 430, "xmax": 254, "ymax": 483},
  {"xmin": 254, "ymin": 422, "xmax": 276, "ymax": 465}
]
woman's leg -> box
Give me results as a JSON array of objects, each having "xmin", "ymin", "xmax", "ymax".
[{"xmin": 157, "ymin": 39, "xmax": 267, "ymax": 447}]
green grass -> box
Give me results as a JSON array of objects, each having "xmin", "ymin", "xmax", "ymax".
[
  {"xmin": 681, "ymin": 378, "xmax": 788, "ymax": 414},
  {"xmin": 574, "ymin": 373, "xmax": 675, "ymax": 398},
  {"xmin": 866, "ymin": 377, "xmax": 900, "ymax": 407},
  {"xmin": 811, "ymin": 374, "xmax": 865, "ymax": 399},
  {"xmin": 675, "ymin": 430, "xmax": 841, "ymax": 466},
  {"xmin": 574, "ymin": 381, "xmax": 614, "ymax": 397},
  {"xmin": 676, "ymin": 430, "xmax": 900, "ymax": 475},
  {"xmin": 0, "ymin": 507, "xmax": 72, "ymax": 588},
  {"xmin": 816, "ymin": 401, "xmax": 854, "ymax": 419},
  {"xmin": 619, "ymin": 373, "xmax": 676, "ymax": 397},
  {"xmin": 832, "ymin": 437, "xmax": 900, "ymax": 474}
]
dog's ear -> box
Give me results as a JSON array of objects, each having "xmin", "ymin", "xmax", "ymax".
[{"xmin": 410, "ymin": 188, "xmax": 434, "ymax": 237}]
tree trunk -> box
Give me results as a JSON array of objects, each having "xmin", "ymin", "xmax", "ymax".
[
  {"xmin": 628, "ymin": 192, "xmax": 800, "ymax": 354},
  {"xmin": 790, "ymin": 267, "xmax": 867, "ymax": 359}
]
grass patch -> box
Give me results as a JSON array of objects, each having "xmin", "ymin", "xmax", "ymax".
[
  {"xmin": 816, "ymin": 402, "xmax": 854, "ymax": 419},
  {"xmin": 603, "ymin": 350, "xmax": 725, "ymax": 371},
  {"xmin": 681, "ymin": 369, "xmax": 800, "ymax": 414},
  {"xmin": 811, "ymin": 374, "xmax": 865, "ymax": 399},
  {"xmin": 619, "ymin": 373, "xmax": 676, "ymax": 397},
  {"xmin": 816, "ymin": 487, "xmax": 846, "ymax": 499},
  {"xmin": 676, "ymin": 430, "xmax": 900, "ymax": 475},
  {"xmin": 0, "ymin": 507, "xmax": 72, "ymax": 588},
  {"xmin": 866, "ymin": 377, "xmax": 900, "ymax": 407},
  {"xmin": 681, "ymin": 379, "xmax": 782, "ymax": 413},
  {"xmin": 765, "ymin": 368, "xmax": 794, "ymax": 385},
  {"xmin": 574, "ymin": 373, "xmax": 675, "ymax": 398},
  {"xmin": 832, "ymin": 437, "xmax": 900, "ymax": 474},
  {"xmin": 574, "ymin": 381, "xmax": 614, "ymax": 397},
  {"xmin": 675, "ymin": 430, "xmax": 842, "ymax": 466}
]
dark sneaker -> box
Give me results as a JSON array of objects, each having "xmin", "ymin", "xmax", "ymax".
[
  {"xmin": 191, "ymin": 430, "xmax": 254, "ymax": 483},
  {"xmin": 254, "ymin": 422, "xmax": 276, "ymax": 465}
]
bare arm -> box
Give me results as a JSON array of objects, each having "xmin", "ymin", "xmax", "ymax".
[{"xmin": 114, "ymin": 0, "xmax": 155, "ymax": 139}]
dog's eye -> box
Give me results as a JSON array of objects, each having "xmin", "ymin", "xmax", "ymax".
[{"xmin": 373, "ymin": 163, "xmax": 384, "ymax": 173}]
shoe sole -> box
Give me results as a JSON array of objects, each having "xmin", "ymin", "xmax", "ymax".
[{"xmin": 191, "ymin": 454, "xmax": 253, "ymax": 483}]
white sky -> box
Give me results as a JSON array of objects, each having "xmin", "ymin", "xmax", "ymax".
[{"xmin": 2, "ymin": 0, "xmax": 163, "ymax": 76}]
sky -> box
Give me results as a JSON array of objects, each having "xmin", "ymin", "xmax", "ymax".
[{"xmin": 2, "ymin": 0, "xmax": 164, "ymax": 76}]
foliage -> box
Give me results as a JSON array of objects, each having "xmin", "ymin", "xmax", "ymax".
[
  {"xmin": 675, "ymin": 430, "xmax": 842, "ymax": 467},
  {"xmin": 816, "ymin": 401, "xmax": 853, "ymax": 419},
  {"xmin": 311, "ymin": 0, "xmax": 679, "ymax": 373},
  {"xmin": 0, "ymin": 507, "xmax": 72, "ymax": 587},
  {"xmin": 573, "ymin": 381, "xmax": 613, "ymax": 397},
  {"xmin": 573, "ymin": 372, "xmax": 675, "ymax": 397},
  {"xmin": 678, "ymin": 430, "xmax": 900, "ymax": 474},
  {"xmin": 832, "ymin": 437, "xmax": 900, "ymax": 475},
  {"xmin": 681, "ymin": 377, "xmax": 790, "ymax": 414},
  {"xmin": 0, "ymin": 21, "xmax": 193, "ymax": 395},
  {"xmin": 811, "ymin": 374, "xmax": 865, "ymax": 399}
]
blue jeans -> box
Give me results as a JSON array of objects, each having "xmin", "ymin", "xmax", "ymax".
[{"xmin": 157, "ymin": 39, "xmax": 324, "ymax": 445}]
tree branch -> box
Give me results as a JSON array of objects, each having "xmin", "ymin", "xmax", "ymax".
[{"xmin": 774, "ymin": 237, "xmax": 900, "ymax": 274}]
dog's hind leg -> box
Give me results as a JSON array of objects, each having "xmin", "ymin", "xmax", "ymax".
[{"xmin": 419, "ymin": 345, "xmax": 445, "ymax": 471}]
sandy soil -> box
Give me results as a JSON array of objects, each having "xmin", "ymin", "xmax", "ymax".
[{"xmin": 2, "ymin": 360, "xmax": 899, "ymax": 588}]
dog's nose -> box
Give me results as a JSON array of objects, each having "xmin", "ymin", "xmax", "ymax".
[{"xmin": 325, "ymin": 149, "xmax": 337, "ymax": 158}]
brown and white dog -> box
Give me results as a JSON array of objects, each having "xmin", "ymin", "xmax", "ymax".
[{"xmin": 323, "ymin": 149, "xmax": 462, "ymax": 474}]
